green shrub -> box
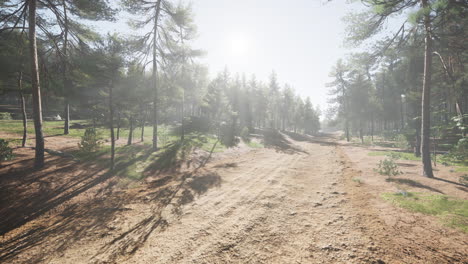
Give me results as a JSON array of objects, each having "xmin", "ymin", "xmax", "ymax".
[
  {"xmin": 382, "ymin": 130, "xmax": 398, "ymax": 141},
  {"xmin": 395, "ymin": 134, "xmax": 410, "ymax": 150},
  {"xmin": 240, "ymin": 127, "xmax": 250, "ymax": 142},
  {"xmin": 0, "ymin": 112, "xmax": 12, "ymax": 120},
  {"xmin": 375, "ymin": 157, "xmax": 402, "ymax": 176},
  {"xmin": 78, "ymin": 128, "xmax": 101, "ymax": 153},
  {"xmin": 0, "ymin": 139, "xmax": 14, "ymax": 161},
  {"xmin": 444, "ymin": 138, "xmax": 468, "ymax": 163},
  {"xmin": 159, "ymin": 125, "xmax": 171, "ymax": 147},
  {"xmin": 460, "ymin": 174, "xmax": 468, "ymax": 186}
]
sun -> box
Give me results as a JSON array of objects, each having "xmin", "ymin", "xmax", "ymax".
[{"xmin": 228, "ymin": 34, "xmax": 249, "ymax": 57}]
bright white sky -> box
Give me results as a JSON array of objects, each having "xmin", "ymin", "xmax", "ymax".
[
  {"xmin": 190, "ymin": 0, "xmax": 364, "ymax": 110},
  {"xmin": 97, "ymin": 0, "xmax": 366, "ymax": 112}
]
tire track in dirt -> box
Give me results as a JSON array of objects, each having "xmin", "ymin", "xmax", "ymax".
[{"xmin": 119, "ymin": 135, "xmax": 384, "ymax": 264}]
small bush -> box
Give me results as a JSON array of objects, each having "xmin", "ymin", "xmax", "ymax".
[
  {"xmin": 240, "ymin": 127, "xmax": 250, "ymax": 142},
  {"xmin": 159, "ymin": 125, "xmax": 170, "ymax": 147},
  {"xmin": 395, "ymin": 134, "xmax": 410, "ymax": 150},
  {"xmin": 0, "ymin": 139, "xmax": 14, "ymax": 161},
  {"xmin": 442, "ymin": 138, "xmax": 468, "ymax": 164},
  {"xmin": 78, "ymin": 128, "xmax": 101, "ymax": 153},
  {"xmin": 352, "ymin": 178, "xmax": 362, "ymax": 184},
  {"xmin": 0, "ymin": 112, "xmax": 12, "ymax": 120},
  {"xmin": 460, "ymin": 174, "xmax": 468, "ymax": 186},
  {"xmin": 382, "ymin": 130, "xmax": 398, "ymax": 141},
  {"xmin": 375, "ymin": 157, "xmax": 402, "ymax": 176}
]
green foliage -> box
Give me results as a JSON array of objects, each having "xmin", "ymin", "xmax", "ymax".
[
  {"xmin": 452, "ymin": 114, "xmax": 468, "ymax": 134},
  {"xmin": 219, "ymin": 121, "xmax": 239, "ymax": 147},
  {"xmin": 0, "ymin": 112, "xmax": 12, "ymax": 120},
  {"xmin": 240, "ymin": 126, "xmax": 250, "ymax": 142},
  {"xmin": 459, "ymin": 174, "xmax": 468, "ymax": 187},
  {"xmin": 442, "ymin": 138, "xmax": 468, "ymax": 164},
  {"xmin": 368, "ymin": 151, "xmax": 420, "ymax": 161},
  {"xmin": 352, "ymin": 178, "xmax": 362, "ymax": 184},
  {"xmin": 382, "ymin": 192, "xmax": 468, "ymax": 232},
  {"xmin": 375, "ymin": 157, "xmax": 402, "ymax": 176},
  {"xmin": 0, "ymin": 139, "xmax": 14, "ymax": 161},
  {"xmin": 395, "ymin": 134, "xmax": 410, "ymax": 150},
  {"xmin": 78, "ymin": 128, "xmax": 102, "ymax": 153},
  {"xmin": 247, "ymin": 140, "xmax": 264, "ymax": 149}
]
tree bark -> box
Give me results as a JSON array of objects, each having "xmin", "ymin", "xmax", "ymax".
[
  {"xmin": 63, "ymin": 0, "xmax": 70, "ymax": 135},
  {"xmin": 116, "ymin": 111, "xmax": 121, "ymax": 140},
  {"xmin": 127, "ymin": 115, "xmax": 133, "ymax": 146},
  {"xmin": 420, "ymin": 0, "xmax": 434, "ymax": 178},
  {"xmin": 141, "ymin": 107, "xmax": 146, "ymax": 142},
  {"xmin": 359, "ymin": 119, "xmax": 364, "ymax": 144},
  {"xmin": 18, "ymin": 71, "xmax": 27, "ymax": 147},
  {"xmin": 179, "ymin": 25, "xmax": 185, "ymax": 142},
  {"xmin": 109, "ymin": 80, "xmax": 115, "ymax": 171},
  {"xmin": 152, "ymin": 0, "xmax": 162, "ymax": 150},
  {"xmin": 28, "ymin": 0, "xmax": 45, "ymax": 168}
]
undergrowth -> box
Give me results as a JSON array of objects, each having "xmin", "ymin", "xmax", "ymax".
[{"xmin": 382, "ymin": 192, "xmax": 468, "ymax": 232}]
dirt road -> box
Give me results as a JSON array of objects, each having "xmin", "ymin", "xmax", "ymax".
[
  {"xmin": 109, "ymin": 135, "xmax": 383, "ymax": 263},
  {"xmin": 2, "ymin": 133, "xmax": 466, "ymax": 263}
]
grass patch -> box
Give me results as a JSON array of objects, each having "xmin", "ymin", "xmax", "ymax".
[
  {"xmin": 455, "ymin": 166, "xmax": 468, "ymax": 173},
  {"xmin": 368, "ymin": 151, "xmax": 420, "ymax": 161},
  {"xmin": 352, "ymin": 178, "xmax": 362, "ymax": 184},
  {"xmin": 247, "ymin": 140, "xmax": 264, "ymax": 148},
  {"xmin": 200, "ymin": 136, "xmax": 226, "ymax": 153},
  {"xmin": 71, "ymin": 132, "xmax": 226, "ymax": 187},
  {"xmin": 382, "ymin": 192, "xmax": 468, "ymax": 232},
  {"xmin": 0, "ymin": 120, "xmax": 89, "ymax": 139}
]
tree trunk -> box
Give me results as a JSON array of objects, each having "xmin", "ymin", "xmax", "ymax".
[
  {"xmin": 127, "ymin": 115, "xmax": 133, "ymax": 146},
  {"xmin": 400, "ymin": 97, "xmax": 405, "ymax": 130},
  {"xmin": 152, "ymin": 0, "xmax": 162, "ymax": 150},
  {"xmin": 18, "ymin": 71, "xmax": 27, "ymax": 147},
  {"xmin": 181, "ymin": 94, "xmax": 185, "ymax": 141},
  {"xmin": 116, "ymin": 111, "xmax": 121, "ymax": 140},
  {"xmin": 28, "ymin": 0, "xmax": 45, "ymax": 168},
  {"xmin": 179, "ymin": 25, "xmax": 185, "ymax": 142},
  {"xmin": 415, "ymin": 118, "xmax": 422, "ymax": 157},
  {"xmin": 359, "ymin": 120, "xmax": 364, "ymax": 144},
  {"xmin": 420, "ymin": 0, "xmax": 434, "ymax": 178},
  {"xmin": 63, "ymin": 0, "xmax": 70, "ymax": 135},
  {"xmin": 109, "ymin": 81, "xmax": 115, "ymax": 171},
  {"xmin": 141, "ymin": 107, "xmax": 146, "ymax": 142}
]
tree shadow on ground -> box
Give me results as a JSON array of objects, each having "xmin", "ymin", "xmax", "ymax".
[
  {"xmin": 397, "ymin": 163, "xmax": 417, "ymax": 167},
  {"xmin": 144, "ymin": 136, "xmax": 205, "ymax": 174},
  {"xmin": 93, "ymin": 170, "xmax": 221, "ymax": 263},
  {"xmin": 0, "ymin": 154, "xmax": 120, "ymax": 262},
  {"xmin": 386, "ymin": 178, "xmax": 444, "ymax": 194},
  {"xmin": 260, "ymin": 129, "xmax": 308, "ymax": 154},
  {"xmin": 433, "ymin": 177, "xmax": 468, "ymax": 189},
  {"xmin": 0, "ymin": 137, "xmax": 223, "ymax": 263},
  {"xmin": 283, "ymin": 131, "xmax": 340, "ymax": 147}
]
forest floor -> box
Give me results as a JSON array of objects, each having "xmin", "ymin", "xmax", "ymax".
[{"xmin": 0, "ymin": 130, "xmax": 467, "ymax": 263}]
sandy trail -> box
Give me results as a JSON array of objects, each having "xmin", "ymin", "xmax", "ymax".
[
  {"xmin": 4, "ymin": 133, "xmax": 465, "ymax": 263},
  {"xmin": 112, "ymin": 135, "xmax": 381, "ymax": 263}
]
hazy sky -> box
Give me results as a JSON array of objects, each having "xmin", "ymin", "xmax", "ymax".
[
  {"xmin": 190, "ymin": 0, "xmax": 364, "ymax": 110},
  {"xmin": 98, "ymin": 0, "xmax": 366, "ymax": 111}
]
